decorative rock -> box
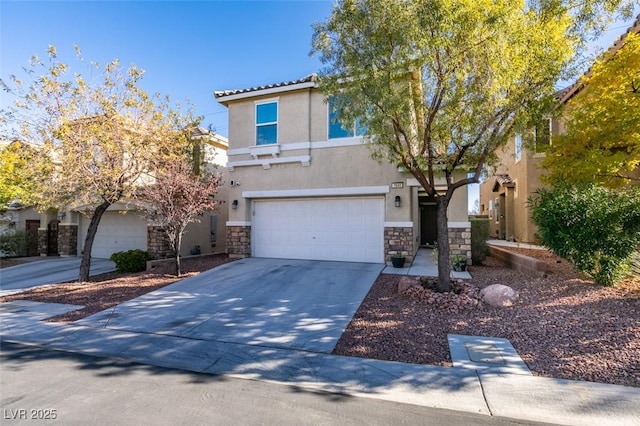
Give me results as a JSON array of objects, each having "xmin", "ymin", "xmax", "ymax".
[
  {"xmin": 479, "ymin": 284, "xmax": 518, "ymax": 307},
  {"xmin": 397, "ymin": 276, "xmax": 421, "ymax": 294}
]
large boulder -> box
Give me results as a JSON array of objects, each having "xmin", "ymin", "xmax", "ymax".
[
  {"xmin": 479, "ymin": 284, "xmax": 518, "ymax": 307},
  {"xmin": 397, "ymin": 276, "xmax": 421, "ymax": 294}
]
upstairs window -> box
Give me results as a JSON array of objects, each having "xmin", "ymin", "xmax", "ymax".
[
  {"xmin": 256, "ymin": 101, "xmax": 278, "ymax": 145},
  {"xmin": 515, "ymin": 133, "xmax": 522, "ymax": 161},
  {"xmin": 535, "ymin": 118, "xmax": 551, "ymax": 152},
  {"xmin": 328, "ymin": 96, "xmax": 366, "ymax": 139}
]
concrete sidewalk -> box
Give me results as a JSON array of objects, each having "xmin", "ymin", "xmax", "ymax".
[{"xmin": 2, "ymin": 302, "xmax": 638, "ymax": 425}]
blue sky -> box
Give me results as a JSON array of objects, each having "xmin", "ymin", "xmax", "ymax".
[
  {"xmin": 1, "ymin": 1, "xmax": 636, "ymax": 137},
  {"xmin": 1, "ymin": 1, "xmax": 637, "ymax": 210},
  {"xmin": 1, "ymin": 1, "xmax": 333, "ymax": 136}
]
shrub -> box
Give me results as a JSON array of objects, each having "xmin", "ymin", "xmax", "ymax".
[
  {"xmin": 109, "ymin": 249, "xmax": 152, "ymax": 273},
  {"xmin": 470, "ymin": 218, "xmax": 490, "ymax": 265},
  {"xmin": 0, "ymin": 230, "xmax": 36, "ymax": 257},
  {"xmin": 530, "ymin": 184, "xmax": 640, "ymax": 286}
]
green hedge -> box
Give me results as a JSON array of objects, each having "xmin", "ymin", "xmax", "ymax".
[
  {"xmin": 470, "ymin": 218, "xmax": 490, "ymax": 265},
  {"xmin": 0, "ymin": 230, "xmax": 36, "ymax": 258},
  {"xmin": 109, "ymin": 249, "xmax": 152, "ymax": 273}
]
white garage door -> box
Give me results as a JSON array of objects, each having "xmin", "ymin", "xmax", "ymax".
[
  {"xmin": 79, "ymin": 212, "xmax": 148, "ymax": 259},
  {"xmin": 253, "ymin": 197, "xmax": 384, "ymax": 263}
]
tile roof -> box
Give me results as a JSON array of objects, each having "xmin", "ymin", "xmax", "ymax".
[
  {"xmin": 492, "ymin": 174, "xmax": 515, "ymax": 192},
  {"xmin": 214, "ymin": 73, "xmax": 318, "ymax": 100},
  {"xmin": 559, "ymin": 13, "xmax": 640, "ymax": 103}
]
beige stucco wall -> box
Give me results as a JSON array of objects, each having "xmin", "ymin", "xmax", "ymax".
[
  {"xmin": 222, "ymin": 84, "xmax": 469, "ymax": 261},
  {"xmin": 479, "ymin": 134, "xmax": 548, "ymax": 243}
]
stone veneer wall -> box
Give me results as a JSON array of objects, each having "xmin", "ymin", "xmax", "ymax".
[
  {"xmin": 448, "ymin": 225, "xmax": 472, "ymax": 264},
  {"xmin": 38, "ymin": 228, "xmax": 48, "ymax": 256},
  {"xmin": 384, "ymin": 227, "xmax": 414, "ymax": 264},
  {"xmin": 57, "ymin": 224, "xmax": 78, "ymax": 256},
  {"xmin": 227, "ymin": 225, "xmax": 251, "ymax": 258},
  {"xmin": 147, "ymin": 226, "xmax": 173, "ymax": 259}
]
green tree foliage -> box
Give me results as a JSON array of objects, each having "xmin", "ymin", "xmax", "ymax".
[
  {"xmin": 0, "ymin": 46, "xmax": 198, "ymax": 281},
  {"xmin": 543, "ymin": 32, "xmax": 640, "ymax": 188},
  {"xmin": 311, "ymin": 0, "xmax": 612, "ymax": 291},
  {"xmin": 530, "ymin": 184, "xmax": 640, "ymax": 286},
  {"xmin": 470, "ymin": 218, "xmax": 490, "ymax": 265},
  {"xmin": 0, "ymin": 141, "xmax": 39, "ymax": 206}
]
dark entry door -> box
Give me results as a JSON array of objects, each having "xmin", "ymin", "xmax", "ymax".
[
  {"xmin": 26, "ymin": 220, "xmax": 39, "ymax": 256},
  {"xmin": 420, "ymin": 203, "xmax": 438, "ymax": 246}
]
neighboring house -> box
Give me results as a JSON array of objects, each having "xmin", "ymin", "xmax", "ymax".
[
  {"xmin": 39, "ymin": 127, "xmax": 230, "ymax": 259},
  {"xmin": 214, "ymin": 74, "xmax": 470, "ymax": 265},
  {"xmin": 0, "ymin": 202, "xmax": 41, "ymax": 257},
  {"xmin": 479, "ymin": 16, "xmax": 639, "ymax": 243},
  {"xmin": 477, "ymin": 121, "xmax": 557, "ymax": 243}
]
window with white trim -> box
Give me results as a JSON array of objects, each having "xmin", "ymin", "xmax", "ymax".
[
  {"xmin": 515, "ymin": 133, "xmax": 522, "ymax": 161},
  {"xmin": 328, "ymin": 96, "xmax": 366, "ymax": 139},
  {"xmin": 534, "ymin": 118, "xmax": 551, "ymax": 152},
  {"xmin": 256, "ymin": 101, "xmax": 278, "ymax": 145}
]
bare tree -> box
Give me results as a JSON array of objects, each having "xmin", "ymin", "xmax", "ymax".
[{"xmin": 143, "ymin": 158, "xmax": 223, "ymax": 276}]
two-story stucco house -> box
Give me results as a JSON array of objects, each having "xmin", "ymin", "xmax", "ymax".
[
  {"xmin": 478, "ymin": 121, "xmax": 557, "ymax": 243},
  {"xmin": 479, "ymin": 14, "xmax": 639, "ymax": 244},
  {"xmin": 39, "ymin": 127, "xmax": 230, "ymax": 260},
  {"xmin": 215, "ymin": 74, "xmax": 470, "ymax": 265}
]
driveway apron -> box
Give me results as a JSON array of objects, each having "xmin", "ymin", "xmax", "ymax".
[
  {"xmin": 0, "ymin": 257, "xmax": 116, "ymax": 294},
  {"xmin": 78, "ymin": 258, "xmax": 383, "ymax": 353}
]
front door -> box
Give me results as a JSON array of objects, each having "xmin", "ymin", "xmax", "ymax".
[
  {"xmin": 26, "ymin": 220, "xmax": 39, "ymax": 256},
  {"xmin": 420, "ymin": 201, "xmax": 438, "ymax": 246}
]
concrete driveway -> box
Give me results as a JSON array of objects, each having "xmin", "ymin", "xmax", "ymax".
[
  {"xmin": 78, "ymin": 258, "xmax": 383, "ymax": 353},
  {"xmin": 0, "ymin": 257, "xmax": 116, "ymax": 294}
]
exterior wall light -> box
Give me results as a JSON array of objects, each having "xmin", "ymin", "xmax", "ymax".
[
  {"xmin": 394, "ymin": 196, "xmax": 401, "ymax": 208},
  {"xmin": 232, "ymin": 200, "xmax": 238, "ymax": 209}
]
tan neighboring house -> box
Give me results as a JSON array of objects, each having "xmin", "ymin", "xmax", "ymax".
[
  {"xmin": 478, "ymin": 121, "xmax": 557, "ymax": 243},
  {"xmin": 39, "ymin": 127, "xmax": 230, "ymax": 259},
  {"xmin": 214, "ymin": 74, "xmax": 470, "ymax": 265},
  {"xmin": 479, "ymin": 15, "xmax": 640, "ymax": 243}
]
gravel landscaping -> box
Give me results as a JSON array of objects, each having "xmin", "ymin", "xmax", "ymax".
[{"xmin": 1, "ymin": 249, "xmax": 638, "ymax": 387}]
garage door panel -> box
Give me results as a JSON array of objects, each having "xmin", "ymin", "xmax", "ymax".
[
  {"xmin": 253, "ymin": 198, "xmax": 383, "ymax": 263},
  {"xmin": 80, "ymin": 212, "xmax": 147, "ymax": 259}
]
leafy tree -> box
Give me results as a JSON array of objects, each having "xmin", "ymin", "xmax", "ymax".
[
  {"xmin": 543, "ymin": 32, "xmax": 640, "ymax": 188},
  {"xmin": 142, "ymin": 158, "xmax": 223, "ymax": 277},
  {"xmin": 0, "ymin": 141, "xmax": 39, "ymax": 206},
  {"xmin": 530, "ymin": 184, "xmax": 640, "ymax": 286},
  {"xmin": 0, "ymin": 46, "xmax": 198, "ymax": 282},
  {"xmin": 311, "ymin": 0, "xmax": 614, "ymax": 291}
]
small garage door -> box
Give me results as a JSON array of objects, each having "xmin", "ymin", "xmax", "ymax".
[
  {"xmin": 253, "ymin": 197, "xmax": 384, "ymax": 263},
  {"xmin": 79, "ymin": 212, "xmax": 147, "ymax": 259}
]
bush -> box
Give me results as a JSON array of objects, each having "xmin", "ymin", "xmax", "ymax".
[
  {"xmin": 530, "ymin": 184, "xmax": 640, "ymax": 286},
  {"xmin": 109, "ymin": 249, "xmax": 152, "ymax": 273},
  {"xmin": 470, "ymin": 218, "xmax": 490, "ymax": 265},
  {"xmin": 0, "ymin": 230, "xmax": 36, "ymax": 258}
]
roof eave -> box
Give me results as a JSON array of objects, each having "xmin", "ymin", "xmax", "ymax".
[{"xmin": 215, "ymin": 81, "xmax": 318, "ymax": 105}]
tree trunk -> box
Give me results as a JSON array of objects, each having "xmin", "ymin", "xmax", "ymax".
[
  {"xmin": 79, "ymin": 200, "xmax": 111, "ymax": 282},
  {"xmin": 435, "ymin": 196, "xmax": 452, "ymax": 292},
  {"xmin": 174, "ymin": 232, "xmax": 182, "ymax": 277}
]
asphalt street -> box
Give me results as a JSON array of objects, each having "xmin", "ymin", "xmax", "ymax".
[{"xmin": 0, "ymin": 342, "xmax": 549, "ymax": 426}]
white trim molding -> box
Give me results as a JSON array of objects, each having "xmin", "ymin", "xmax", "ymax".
[
  {"xmin": 383, "ymin": 221, "xmax": 414, "ymax": 227},
  {"xmin": 228, "ymin": 155, "xmax": 311, "ymax": 170},
  {"xmin": 250, "ymin": 144, "xmax": 280, "ymax": 159},
  {"xmin": 226, "ymin": 221, "xmax": 252, "ymax": 227},
  {"xmin": 243, "ymin": 185, "xmax": 390, "ymax": 199},
  {"xmin": 448, "ymin": 221, "xmax": 471, "ymax": 228}
]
